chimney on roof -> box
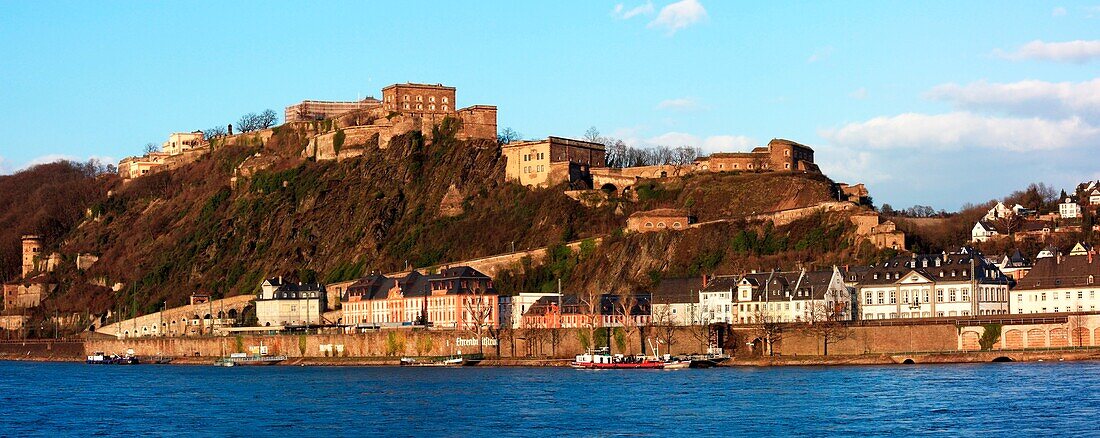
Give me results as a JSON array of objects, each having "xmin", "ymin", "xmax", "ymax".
[{"xmin": 702, "ymin": 274, "xmax": 709, "ymax": 288}]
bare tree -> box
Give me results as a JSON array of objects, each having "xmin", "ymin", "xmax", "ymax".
[
  {"xmin": 578, "ymin": 289, "xmax": 604, "ymax": 352},
  {"xmin": 237, "ymin": 109, "xmax": 279, "ymax": 133},
  {"xmin": 497, "ymin": 127, "xmax": 522, "ymax": 145},
  {"xmin": 800, "ymin": 300, "xmax": 850, "ymax": 356},
  {"xmin": 518, "ymin": 310, "xmax": 544, "ymax": 357},
  {"xmin": 614, "ymin": 291, "xmax": 642, "ymax": 355},
  {"xmin": 649, "ymin": 298, "xmax": 679, "ymax": 355},
  {"xmin": 462, "ymin": 290, "xmax": 497, "ymax": 355},
  {"xmin": 583, "ymin": 126, "xmax": 601, "ymax": 143},
  {"xmin": 203, "ymin": 126, "xmax": 228, "ymax": 140},
  {"xmin": 751, "ymin": 304, "xmax": 784, "ymax": 356},
  {"xmin": 143, "ymin": 142, "xmax": 160, "ymax": 154},
  {"xmin": 685, "ymin": 302, "xmax": 713, "ymax": 354},
  {"xmin": 995, "ymin": 212, "xmax": 1022, "ymax": 239}
]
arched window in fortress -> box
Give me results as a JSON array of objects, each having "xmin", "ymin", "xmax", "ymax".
[
  {"xmin": 657, "ymin": 222, "xmax": 667, "ymax": 228},
  {"xmin": 784, "ymin": 150, "xmax": 790, "ymax": 156},
  {"xmin": 443, "ymin": 105, "xmax": 448, "ymax": 111},
  {"xmin": 645, "ymin": 222, "xmax": 653, "ymax": 228},
  {"xmin": 429, "ymin": 104, "xmax": 436, "ymax": 110},
  {"xmin": 673, "ymin": 222, "xmax": 682, "ymax": 229}
]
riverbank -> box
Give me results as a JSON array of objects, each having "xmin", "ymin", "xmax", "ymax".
[{"xmin": 48, "ymin": 350, "xmax": 1100, "ymax": 367}]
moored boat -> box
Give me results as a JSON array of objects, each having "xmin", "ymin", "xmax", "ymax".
[
  {"xmin": 571, "ymin": 349, "xmax": 665, "ymax": 369},
  {"xmin": 214, "ymin": 352, "xmax": 287, "ymax": 366}
]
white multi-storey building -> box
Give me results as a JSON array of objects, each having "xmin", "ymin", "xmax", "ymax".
[
  {"xmin": 1060, "ymin": 196, "xmax": 1081, "ymax": 219},
  {"xmin": 853, "ymin": 249, "xmax": 1010, "ymax": 320},
  {"xmin": 1011, "ymin": 247, "xmax": 1100, "ymax": 314},
  {"xmin": 698, "ymin": 276, "xmax": 738, "ymax": 324},
  {"xmin": 256, "ymin": 277, "xmax": 326, "ymax": 327}
]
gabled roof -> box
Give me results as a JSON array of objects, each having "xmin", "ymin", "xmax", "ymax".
[
  {"xmin": 1015, "ymin": 254, "xmax": 1100, "ymax": 290},
  {"xmin": 646, "ymin": 277, "xmax": 702, "ymax": 303}
]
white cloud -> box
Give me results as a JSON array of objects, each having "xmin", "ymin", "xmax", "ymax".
[
  {"xmin": 1053, "ymin": 6, "xmax": 1067, "ymax": 16},
  {"xmin": 647, "ymin": 0, "xmax": 708, "ymax": 35},
  {"xmin": 642, "ymin": 131, "xmax": 755, "ymax": 153},
  {"xmin": 14, "ymin": 154, "xmax": 118, "ymax": 173},
  {"xmin": 807, "ymin": 46, "xmax": 835, "ymax": 63},
  {"xmin": 995, "ymin": 40, "xmax": 1100, "ymax": 63},
  {"xmin": 926, "ymin": 79, "xmax": 1100, "ymax": 123},
  {"xmin": 655, "ymin": 97, "xmax": 700, "ymax": 111},
  {"xmin": 849, "ymin": 87, "xmax": 868, "ymax": 100},
  {"xmin": 612, "ymin": 2, "xmax": 655, "ymax": 19},
  {"xmin": 820, "ymin": 112, "xmax": 1100, "ymax": 152}
]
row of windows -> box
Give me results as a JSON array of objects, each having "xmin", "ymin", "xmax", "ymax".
[
  {"xmin": 1020, "ymin": 290, "xmax": 1098, "ymax": 301},
  {"xmin": 523, "ymin": 165, "xmax": 545, "ymax": 173},
  {"xmin": 401, "ymin": 103, "xmax": 448, "ymax": 111},
  {"xmin": 873, "ymin": 270, "xmax": 970, "ymax": 280},
  {"xmin": 864, "ymin": 310, "xmax": 973, "ymax": 319},
  {"xmin": 523, "ymin": 153, "xmax": 545, "ymax": 161},
  {"xmin": 1018, "ymin": 305, "xmax": 1098, "ymax": 313},
  {"xmin": 864, "ymin": 288, "xmax": 983, "ymax": 305},
  {"xmin": 401, "ymin": 95, "xmax": 450, "ymax": 104}
]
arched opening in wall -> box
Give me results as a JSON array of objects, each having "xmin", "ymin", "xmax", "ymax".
[
  {"xmin": 203, "ymin": 314, "xmax": 212, "ymax": 320},
  {"xmin": 991, "ymin": 356, "xmax": 1014, "ymax": 362},
  {"xmin": 660, "ymin": 171, "xmax": 667, "ymax": 178},
  {"xmin": 901, "ymin": 358, "xmax": 915, "ymax": 364},
  {"xmin": 600, "ymin": 183, "xmax": 617, "ymax": 193},
  {"xmin": 228, "ymin": 309, "xmax": 238, "ymax": 319},
  {"xmin": 217, "ymin": 311, "xmax": 225, "ymax": 319}
]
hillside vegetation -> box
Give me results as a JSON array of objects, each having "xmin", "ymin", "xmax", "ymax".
[{"xmin": 3, "ymin": 123, "xmax": 849, "ymax": 323}]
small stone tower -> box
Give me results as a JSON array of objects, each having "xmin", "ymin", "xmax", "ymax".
[{"xmin": 21, "ymin": 235, "xmax": 42, "ymax": 278}]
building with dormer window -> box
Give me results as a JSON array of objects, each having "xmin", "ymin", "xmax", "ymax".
[
  {"xmin": 851, "ymin": 249, "xmax": 1010, "ymax": 320},
  {"xmin": 256, "ymin": 277, "xmax": 327, "ymax": 327},
  {"xmin": 341, "ymin": 266, "xmax": 498, "ymax": 330}
]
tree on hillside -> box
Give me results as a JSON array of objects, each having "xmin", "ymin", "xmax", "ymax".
[
  {"xmin": 497, "ymin": 127, "xmax": 522, "ymax": 145},
  {"xmin": 143, "ymin": 142, "xmax": 159, "ymax": 154},
  {"xmin": 237, "ymin": 109, "xmax": 279, "ymax": 132},
  {"xmin": 203, "ymin": 126, "xmax": 228, "ymax": 140},
  {"xmin": 583, "ymin": 126, "xmax": 601, "ymax": 143},
  {"xmin": 1005, "ymin": 183, "xmax": 1058, "ymax": 212},
  {"xmin": 995, "ymin": 211, "xmax": 1022, "ymax": 239}
]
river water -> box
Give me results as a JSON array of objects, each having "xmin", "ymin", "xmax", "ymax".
[{"xmin": 1, "ymin": 360, "xmax": 1098, "ymax": 437}]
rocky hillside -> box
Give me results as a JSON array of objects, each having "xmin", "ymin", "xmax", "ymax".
[{"xmin": 3, "ymin": 122, "xmax": 859, "ymax": 323}]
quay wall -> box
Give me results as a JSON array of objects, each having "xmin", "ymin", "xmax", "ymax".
[
  {"xmin": 79, "ymin": 314, "xmax": 1100, "ymax": 360},
  {"xmin": 0, "ymin": 340, "xmax": 84, "ymax": 361}
]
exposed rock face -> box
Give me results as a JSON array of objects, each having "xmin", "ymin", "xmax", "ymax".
[{"xmin": 439, "ymin": 184, "xmax": 464, "ymax": 218}]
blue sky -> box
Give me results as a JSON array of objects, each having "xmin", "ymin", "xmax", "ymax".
[{"xmin": 1, "ymin": 1, "xmax": 1099, "ymax": 210}]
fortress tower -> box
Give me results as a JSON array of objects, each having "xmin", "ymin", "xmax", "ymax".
[{"xmin": 21, "ymin": 235, "xmax": 42, "ymax": 278}]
